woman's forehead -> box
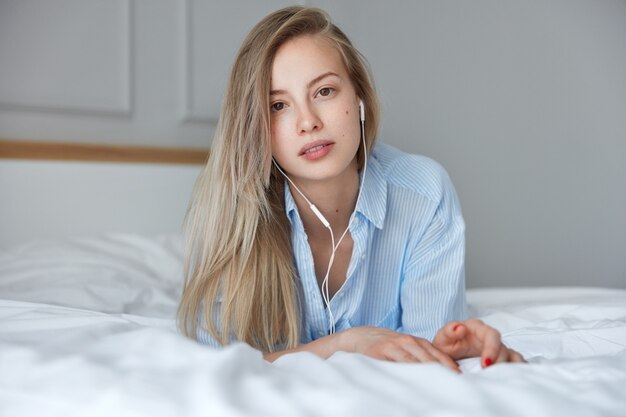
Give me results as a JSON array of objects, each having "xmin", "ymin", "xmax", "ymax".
[{"xmin": 270, "ymin": 35, "xmax": 347, "ymax": 89}]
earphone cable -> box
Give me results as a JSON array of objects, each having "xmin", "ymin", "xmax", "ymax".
[
  {"xmin": 273, "ymin": 112, "xmax": 367, "ymax": 336},
  {"xmin": 320, "ymin": 118, "xmax": 367, "ymax": 334}
]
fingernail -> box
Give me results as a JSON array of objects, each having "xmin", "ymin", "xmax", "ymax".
[
  {"xmin": 484, "ymin": 358, "xmax": 493, "ymax": 367},
  {"xmin": 453, "ymin": 324, "xmax": 460, "ymax": 331}
]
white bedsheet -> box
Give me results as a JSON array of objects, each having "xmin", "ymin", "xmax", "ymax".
[{"xmin": 1, "ymin": 234, "xmax": 625, "ymax": 417}]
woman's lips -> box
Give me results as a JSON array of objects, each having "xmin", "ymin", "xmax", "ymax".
[{"xmin": 299, "ymin": 141, "xmax": 335, "ymax": 161}]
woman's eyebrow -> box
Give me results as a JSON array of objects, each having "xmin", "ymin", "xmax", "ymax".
[
  {"xmin": 270, "ymin": 71, "xmax": 340, "ymax": 96},
  {"xmin": 307, "ymin": 71, "xmax": 340, "ymax": 88}
]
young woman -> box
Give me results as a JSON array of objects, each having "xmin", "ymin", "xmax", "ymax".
[{"xmin": 178, "ymin": 6, "xmax": 524, "ymax": 372}]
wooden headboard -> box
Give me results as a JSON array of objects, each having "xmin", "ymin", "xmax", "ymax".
[{"xmin": 0, "ymin": 139, "xmax": 209, "ymax": 165}]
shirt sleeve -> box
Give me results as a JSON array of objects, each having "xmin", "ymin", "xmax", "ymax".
[{"xmin": 397, "ymin": 166, "xmax": 467, "ymax": 342}]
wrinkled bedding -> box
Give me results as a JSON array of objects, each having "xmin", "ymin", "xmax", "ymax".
[{"xmin": 1, "ymin": 234, "xmax": 625, "ymax": 417}]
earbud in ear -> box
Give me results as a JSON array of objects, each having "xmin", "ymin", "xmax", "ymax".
[{"xmin": 359, "ymin": 100, "xmax": 365, "ymax": 122}]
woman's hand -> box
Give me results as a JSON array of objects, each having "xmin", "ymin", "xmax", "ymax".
[
  {"xmin": 432, "ymin": 319, "xmax": 526, "ymax": 368},
  {"xmin": 340, "ymin": 326, "xmax": 460, "ymax": 372}
]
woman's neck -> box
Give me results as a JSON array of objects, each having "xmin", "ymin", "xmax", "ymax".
[{"xmin": 289, "ymin": 162, "xmax": 360, "ymax": 240}]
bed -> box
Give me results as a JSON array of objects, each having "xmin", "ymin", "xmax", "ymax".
[
  {"xmin": 1, "ymin": 142, "xmax": 625, "ymax": 417},
  {"xmin": 1, "ymin": 235, "xmax": 625, "ymax": 417}
]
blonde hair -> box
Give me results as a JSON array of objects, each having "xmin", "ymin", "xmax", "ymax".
[{"xmin": 177, "ymin": 6, "xmax": 380, "ymax": 352}]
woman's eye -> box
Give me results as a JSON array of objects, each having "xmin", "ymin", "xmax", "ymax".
[
  {"xmin": 317, "ymin": 87, "xmax": 334, "ymax": 97},
  {"xmin": 271, "ymin": 102, "xmax": 285, "ymax": 112}
]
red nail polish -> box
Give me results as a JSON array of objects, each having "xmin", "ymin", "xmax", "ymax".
[
  {"xmin": 484, "ymin": 358, "xmax": 493, "ymax": 367},
  {"xmin": 453, "ymin": 324, "xmax": 460, "ymax": 331}
]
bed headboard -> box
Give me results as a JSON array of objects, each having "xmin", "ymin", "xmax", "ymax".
[{"xmin": 0, "ymin": 139, "xmax": 208, "ymax": 247}]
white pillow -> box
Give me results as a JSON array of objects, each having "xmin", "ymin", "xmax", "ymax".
[{"xmin": 0, "ymin": 233, "xmax": 184, "ymax": 318}]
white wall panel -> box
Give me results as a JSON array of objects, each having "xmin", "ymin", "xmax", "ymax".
[
  {"xmin": 181, "ymin": 0, "xmax": 300, "ymax": 123},
  {"xmin": 0, "ymin": 0, "xmax": 131, "ymax": 115},
  {"xmin": 0, "ymin": 0, "xmax": 303, "ymax": 148}
]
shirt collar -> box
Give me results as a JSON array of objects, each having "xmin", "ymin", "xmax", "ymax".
[
  {"xmin": 283, "ymin": 151, "xmax": 387, "ymax": 230},
  {"xmin": 284, "ymin": 180, "xmax": 298, "ymax": 223},
  {"xmin": 356, "ymin": 153, "xmax": 387, "ymax": 229}
]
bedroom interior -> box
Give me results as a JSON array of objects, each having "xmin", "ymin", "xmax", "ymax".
[{"xmin": 1, "ymin": 1, "xmax": 625, "ymax": 416}]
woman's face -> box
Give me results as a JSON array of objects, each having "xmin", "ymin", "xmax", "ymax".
[{"xmin": 270, "ymin": 35, "xmax": 361, "ymax": 185}]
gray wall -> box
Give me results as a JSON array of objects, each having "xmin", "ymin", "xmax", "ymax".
[
  {"xmin": 313, "ymin": 0, "xmax": 626, "ymax": 288},
  {"xmin": 1, "ymin": 0, "xmax": 624, "ymax": 288}
]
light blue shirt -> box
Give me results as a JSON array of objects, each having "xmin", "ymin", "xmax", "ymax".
[
  {"xmin": 197, "ymin": 143, "xmax": 467, "ymax": 346},
  {"xmin": 287, "ymin": 143, "xmax": 467, "ymax": 343}
]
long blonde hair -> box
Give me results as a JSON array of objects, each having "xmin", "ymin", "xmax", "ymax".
[{"xmin": 177, "ymin": 6, "xmax": 380, "ymax": 352}]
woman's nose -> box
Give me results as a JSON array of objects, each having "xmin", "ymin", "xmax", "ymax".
[{"xmin": 296, "ymin": 103, "xmax": 322, "ymax": 134}]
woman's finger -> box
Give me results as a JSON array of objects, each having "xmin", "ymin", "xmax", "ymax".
[
  {"xmin": 385, "ymin": 341, "xmax": 438, "ymax": 364},
  {"xmin": 478, "ymin": 327, "xmax": 502, "ymax": 368},
  {"xmin": 509, "ymin": 349, "xmax": 527, "ymax": 363},
  {"xmin": 434, "ymin": 321, "xmax": 466, "ymax": 346},
  {"xmin": 493, "ymin": 345, "xmax": 510, "ymax": 364},
  {"xmin": 402, "ymin": 343, "xmax": 438, "ymax": 364},
  {"xmin": 445, "ymin": 321, "xmax": 466, "ymax": 339},
  {"xmin": 384, "ymin": 348, "xmax": 421, "ymax": 363},
  {"xmin": 421, "ymin": 343, "xmax": 461, "ymax": 373},
  {"xmin": 405, "ymin": 340, "xmax": 459, "ymax": 373}
]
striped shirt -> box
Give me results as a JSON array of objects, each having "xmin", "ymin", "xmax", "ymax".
[
  {"xmin": 288, "ymin": 143, "xmax": 467, "ymax": 343},
  {"xmin": 197, "ymin": 143, "xmax": 467, "ymax": 346}
]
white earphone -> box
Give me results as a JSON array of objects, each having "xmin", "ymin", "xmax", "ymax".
[
  {"xmin": 359, "ymin": 99, "xmax": 365, "ymax": 122},
  {"xmin": 273, "ymin": 98, "xmax": 367, "ymax": 335}
]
